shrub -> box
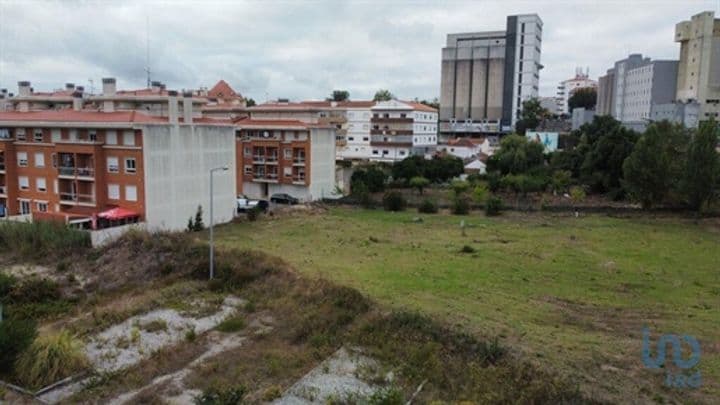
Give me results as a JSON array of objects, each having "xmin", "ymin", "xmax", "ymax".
[
  {"xmin": 472, "ymin": 184, "xmax": 489, "ymax": 204},
  {"xmin": 570, "ymin": 186, "xmax": 586, "ymax": 206},
  {"xmin": 194, "ymin": 384, "xmax": 247, "ymax": 405},
  {"xmin": 141, "ymin": 319, "xmax": 168, "ymax": 333},
  {"xmin": 368, "ymin": 386, "xmax": 404, "ymax": 405},
  {"xmin": 450, "ymin": 179, "xmax": 470, "ymax": 194},
  {"xmin": 246, "ymin": 207, "xmax": 260, "ymax": 222},
  {"xmin": 451, "ymin": 194, "xmax": 470, "ymax": 215},
  {"xmin": 16, "ymin": 331, "xmax": 89, "ymax": 388},
  {"xmin": 216, "ymin": 315, "xmax": 245, "ymax": 333},
  {"xmin": 6, "ymin": 277, "xmax": 61, "ymax": 304},
  {"xmin": 185, "ymin": 327, "xmax": 197, "ymax": 342},
  {"xmin": 417, "ymin": 199, "xmax": 438, "ymax": 214},
  {"xmin": 459, "ymin": 245, "xmax": 476, "ymax": 254},
  {"xmin": 382, "ymin": 191, "xmax": 407, "ymax": 212},
  {"xmin": 0, "ymin": 221, "xmax": 90, "ymax": 260},
  {"xmin": 0, "ymin": 318, "xmax": 37, "ymax": 374},
  {"xmin": 409, "ymin": 176, "xmax": 430, "ymax": 194},
  {"xmin": 485, "ymin": 196, "xmax": 503, "ymax": 216},
  {"xmin": 0, "ymin": 272, "xmax": 16, "ymax": 300}
]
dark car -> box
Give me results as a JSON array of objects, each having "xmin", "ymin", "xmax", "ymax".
[{"xmin": 270, "ymin": 193, "xmax": 299, "ymax": 205}]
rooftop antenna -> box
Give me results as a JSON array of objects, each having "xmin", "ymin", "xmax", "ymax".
[{"xmin": 145, "ymin": 15, "xmax": 151, "ymax": 88}]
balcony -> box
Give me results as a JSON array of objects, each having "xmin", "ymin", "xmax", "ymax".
[
  {"xmin": 0, "ymin": 162, "xmax": 5, "ymax": 172},
  {"xmin": 0, "ymin": 186, "xmax": 6, "ymax": 196},
  {"xmin": 370, "ymin": 135, "xmax": 413, "ymax": 147},
  {"xmin": 266, "ymin": 156, "xmax": 279, "ymax": 164},
  {"xmin": 292, "ymin": 176, "xmax": 306, "ymax": 185},
  {"xmin": 370, "ymin": 129, "xmax": 413, "ymax": 136},
  {"xmin": 253, "ymin": 173, "xmax": 279, "ymax": 183},
  {"xmin": 252, "ymin": 156, "xmax": 265, "ymax": 164},
  {"xmin": 58, "ymin": 167, "xmax": 95, "ymax": 179},
  {"xmin": 293, "ymin": 158, "xmax": 306, "ymax": 166},
  {"xmin": 59, "ymin": 192, "xmax": 95, "ymax": 206},
  {"xmin": 370, "ymin": 117, "xmax": 413, "ymax": 124}
]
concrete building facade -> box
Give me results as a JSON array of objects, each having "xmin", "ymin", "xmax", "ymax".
[
  {"xmin": 556, "ymin": 68, "xmax": 597, "ymax": 115},
  {"xmin": 439, "ymin": 14, "xmax": 543, "ymax": 137},
  {"xmin": 675, "ymin": 11, "xmax": 720, "ymax": 121},
  {"xmin": 650, "ymin": 101, "xmax": 700, "ymax": 128},
  {"xmin": 369, "ymin": 100, "xmax": 438, "ymax": 162},
  {"xmin": 596, "ymin": 69, "xmax": 616, "ymax": 116}
]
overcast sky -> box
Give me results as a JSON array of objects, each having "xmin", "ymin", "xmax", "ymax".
[{"xmin": 0, "ymin": 0, "xmax": 718, "ymax": 102}]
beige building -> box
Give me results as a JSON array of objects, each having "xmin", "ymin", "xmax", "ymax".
[{"xmin": 675, "ymin": 11, "xmax": 720, "ymax": 120}]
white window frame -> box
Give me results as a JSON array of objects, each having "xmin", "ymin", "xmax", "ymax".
[
  {"xmin": 16, "ymin": 129, "xmax": 26, "ymax": 141},
  {"xmin": 107, "ymin": 156, "xmax": 119, "ymax": 173},
  {"xmin": 17, "ymin": 152, "xmax": 28, "ymax": 167},
  {"xmin": 106, "ymin": 130, "xmax": 117, "ymax": 145},
  {"xmin": 108, "ymin": 184, "xmax": 120, "ymax": 200},
  {"xmin": 34, "ymin": 129, "xmax": 43, "ymax": 142},
  {"xmin": 125, "ymin": 185, "xmax": 137, "ymax": 202},
  {"xmin": 123, "ymin": 130, "xmax": 136, "ymax": 146},
  {"xmin": 18, "ymin": 176, "xmax": 29, "ymax": 190},
  {"xmin": 125, "ymin": 157, "xmax": 137, "ymax": 174},
  {"xmin": 34, "ymin": 152, "xmax": 45, "ymax": 168},
  {"xmin": 36, "ymin": 177, "xmax": 47, "ymax": 192},
  {"xmin": 19, "ymin": 199, "xmax": 31, "ymax": 215},
  {"xmin": 36, "ymin": 201, "xmax": 48, "ymax": 213}
]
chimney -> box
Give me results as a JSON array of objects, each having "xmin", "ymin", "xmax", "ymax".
[
  {"xmin": 72, "ymin": 91, "xmax": 83, "ymax": 111},
  {"xmin": 182, "ymin": 91, "xmax": 193, "ymax": 124},
  {"xmin": 102, "ymin": 77, "xmax": 116, "ymax": 96},
  {"xmin": 18, "ymin": 81, "xmax": 31, "ymax": 96},
  {"xmin": 151, "ymin": 81, "xmax": 161, "ymax": 93},
  {"xmin": 168, "ymin": 90, "xmax": 179, "ymax": 123},
  {"xmin": 65, "ymin": 83, "xmax": 75, "ymax": 91}
]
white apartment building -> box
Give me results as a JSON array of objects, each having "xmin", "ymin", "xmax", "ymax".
[
  {"xmin": 337, "ymin": 105, "xmax": 373, "ymax": 160},
  {"xmin": 556, "ymin": 68, "xmax": 597, "ymax": 115},
  {"xmin": 369, "ymin": 100, "xmax": 438, "ymax": 162}
]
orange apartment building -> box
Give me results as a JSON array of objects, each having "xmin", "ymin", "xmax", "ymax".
[
  {"xmin": 234, "ymin": 119, "xmax": 337, "ymax": 201},
  {"xmin": 0, "ymin": 81, "xmax": 238, "ymax": 230}
]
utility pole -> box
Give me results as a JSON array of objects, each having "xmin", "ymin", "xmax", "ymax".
[{"xmin": 209, "ymin": 166, "xmax": 229, "ymax": 280}]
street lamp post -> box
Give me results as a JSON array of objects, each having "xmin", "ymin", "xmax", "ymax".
[{"xmin": 209, "ymin": 166, "xmax": 229, "ymax": 280}]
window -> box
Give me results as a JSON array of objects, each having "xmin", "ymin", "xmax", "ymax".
[
  {"xmin": 399, "ymin": 150, "xmax": 406, "ymax": 156},
  {"xmin": 33, "ymin": 152, "xmax": 45, "ymax": 168},
  {"xmin": 36, "ymin": 178, "xmax": 46, "ymax": 192},
  {"xmin": 34, "ymin": 130, "xmax": 43, "ymax": 142},
  {"xmin": 17, "ymin": 152, "xmax": 28, "ymax": 167},
  {"xmin": 108, "ymin": 184, "xmax": 120, "ymax": 200},
  {"xmin": 244, "ymin": 165, "xmax": 252, "ymax": 174},
  {"xmin": 51, "ymin": 129, "xmax": 61, "ymax": 142},
  {"xmin": 362, "ymin": 137, "xmax": 368, "ymax": 141},
  {"xmin": 36, "ymin": 202, "xmax": 48, "ymax": 213},
  {"xmin": 382, "ymin": 150, "xmax": 389, "ymax": 155},
  {"xmin": 19, "ymin": 176, "xmax": 29, "ymax": 190},
  {"xmin": 107, "ymin": 157, "xmax": 119, "ymax": 173},
  {"xmin": 400, "ymin": 113, "xmax": 406, "ymax": 118},
  {"xmin": 284, "ymin": 167, "xmax": 292, "ymax": 177},
  {"xmin": 244, "ymin": 147, "xmax": 252, "ymax": 157},
  {"xmin": 372, "ymin": 150, "xmax": 379, "ymax": 155},
  {"xmin": 89, "ymin": 131, "xmax": 97, "ymax": 142},
  {"xmin": 16, "ymin": 129, "xmax": 26, "ymax": 141},
  {"xmin": 348, "ymin": 137, "xmax": 355, "ymax": 141},
  {"xmin": 19, "ymin": 200, "xmax": 31, "ymax": 215},
  {"xmin": 106, "ymin": 130, "xmax": 117, "ymax": 145},
  {"xmin": 0, "ymin": 128, "xmax": 9, "ymax": 139},
  {"xmin": 123, "ymin": 130, "xmax": 136, "ymax": 146},
  {"xmin": 284, "ymin": 148, "xmax": 292, "ymax": 159},
  {"xmin": 125, "ymin": 185, "xmax": 137, "ymax": 202},
  {"xmin": 125, "ymin": 158, "xmax": 136, "ymax": 174}
]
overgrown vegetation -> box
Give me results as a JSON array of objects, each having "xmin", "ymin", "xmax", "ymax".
[
  {"xmin": 382, "ymin": 191, "xmax": 407, "ymax": 212},
  {"xmin": 15, "ymin": 331, "xmax": 89, "ymax": 389},
  {"xmin": 417, "ymin": 199, "xmax": 438, "ymax": 214},
  {"xmin": 0, "ymin": 220, "xmax": 90, "ymax": 260}
]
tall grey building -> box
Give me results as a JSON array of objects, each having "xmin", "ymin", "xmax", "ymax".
[{"xmin": 439, "ymin": 14, "xmax": 543, "ymax": 138}]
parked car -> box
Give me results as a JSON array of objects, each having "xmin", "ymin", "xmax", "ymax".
[
  {"xmin": 237, "ymin": 196, "xmax": 269, "ymax": 212},
  {"xmin": 270, "ymin": 193, "xmax": 299, "ymax": 205}
]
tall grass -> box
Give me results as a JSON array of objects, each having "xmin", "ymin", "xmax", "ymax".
[
  {"xmin": 15, "ymin": 331, "xmax": 89, "ymax": 389},
  {"xmin": 0, "ymin": 221, "xmax": 90, "ymax": 259}
]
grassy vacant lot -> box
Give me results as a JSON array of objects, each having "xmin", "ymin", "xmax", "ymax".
[{"xmin": 215, "ymin": 207, "xmax": 720, "ymax": 402}]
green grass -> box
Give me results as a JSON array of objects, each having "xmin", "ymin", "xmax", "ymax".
[
  {"xmin": 0, "ymin": 220, "xmax": 90, "ymax": 260},
  {"xmin": 212, "ymin": 207, "xmax": 720, "ymax": 401}
]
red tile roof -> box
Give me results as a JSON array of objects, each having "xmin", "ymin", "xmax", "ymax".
[
  {"xmin": 0, "ymin": 110, "xmax": 166, "ymax": 123},
  {"xmin": 233, "ymin": 118, "xmax": 309, "ymax": 128},
  {"xmin": 404, "ymin": 101, "xmax": 438, "ymax": 113},
  {"xmin": 251, "ymin": 100, "xmax": 376, "ymax": 110},
  {"xmin": 207, "ymin": 80, "xmax": 241, "ymax": 100}
]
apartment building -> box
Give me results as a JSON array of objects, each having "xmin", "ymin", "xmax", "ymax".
[
  {"xmin": 439, "ymin": 14, "xmax": 543, "ymax": 137},
  {"xmin": 556, "ymin": 68, "xmax": 597, "ymax": 115},
  {"xmin": 200, "ymin": 80, "xmax": 249, "ymax": 120},
  {"xmin": 234, "ymin": 119, "xmax": 336, "ymax": 201},
  {"xmin": 675, "ymin": 11, "xmax": 720, "ymax": 121},
  {"xmin": 369, "ymin": 100, "xmax": 438, "ymax": 162},
  {"xmin": 596, "ymin": 54, "xmax": 678, "ymax": 128},
  {"xmin": 0, "ymin": 83, "xmax": 236, "ymax": 231}
]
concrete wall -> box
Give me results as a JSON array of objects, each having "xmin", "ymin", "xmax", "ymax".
[
  {"xmin": 90, "ymin": 222, "xmax": 145, "ymax": 247},
  {"xmin": 309, "ymin": 127, "xmax": 336, "ymax": 200},
  {"xmin": 142, "ymin": 124, "xmax": 236, "ymax": 231}
]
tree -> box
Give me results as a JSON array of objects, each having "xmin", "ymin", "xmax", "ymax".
[
  {"xmin": 622, "ymin": 121, "xmax": 686, "ymax": 209},
  {"xmin": 682, "ymin": 120, "xmax": 720, "ymax": 211},
  {"xmin": 417, "ymin": 97, "xmax": 439, "ymax": 110},
  {"xmin": 373, "ymin": 89, "xmax": 394, "ymax": 102},
  {"xmin": 486, "ymin": 135, "xmax": 545, "ymax": 175},
  {"xmin": 193, "ymin": 205, "xmax": 204, "ymax": 231},
  {"xmin": 409, "ymin": 176, "xmax": 430, "ymax": 194},
  {"xmin": 327, "ymin": 90, "xmax": 350, "ymax": 102},
  {"xmin": 351, "ymin": 166, "xmax": 387, "ymax": 193},
  {"xmin": 568, "ymin": 87, "xmax": 597, "ymax": 111},
  {"xmin": 515, "ymin": 98, "xmax": 550, "ymax": 134},
  {"xmin": 245, "ymin": 98, "xmax": 256, "ymax": 107}
]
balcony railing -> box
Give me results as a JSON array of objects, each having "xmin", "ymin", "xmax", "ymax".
[
  {"xmin": 293, "ymin": 158, "xmax": 306, "ymax": 165},
  {"xmin": 252, "ymin": 156, "xmax": 265, "ymax": 163},
  {"xmin": 0, "ymin": 163, "xmax": 5, "ymax": 171},
  {"xmin": 59, "ymin": 192, "xmax": 95, "ymax": 205},
  {"xmin": 266, "ymin": 156, "xmax": 279, "ymax": 163},
  {"xmin": 292, "ymin": 176, "xmax": 306, "ymax": 183},
  {"xmin": 59, "ymin": 167, "xmax": 95, "ymax": 178}
]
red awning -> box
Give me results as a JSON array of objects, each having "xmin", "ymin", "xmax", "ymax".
[{"xmin": 97, "ymin": 207, "xmax": 140, "ymax": 220}]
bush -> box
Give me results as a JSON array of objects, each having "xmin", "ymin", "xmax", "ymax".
[
  {"xmin": 459, "ymin": 245, "xmax": 476, "ymax": 254},
  {"xmin": 570, "ymin": 186, "xmax": 586, "ymax": 206},
  {"xmin": 451, "ymin": 194, "xmax": 470, "ymax": 215},
  {"xmin": 485, "ymin": 196, "xmax": 503, "ymax": 216},
  {"xmin": 472, "ymin": 184, "xmax": 489, "ymax": 204},
  {"xmin": 382, "ymin": 191, "xmax": 407, "ymax": 212},
  {"xmin": 0, "ymin": 318, "xmax": 37, "ymax": 374},
  {"xmin": 409, "ymin": 176, "xmax": 430, "ymax": 194},
  {"xmin": 417, "ymin": 199, "xmax": 438, "ymax": 214},
  {"xmin": 6, "ymin": 277, "xmax": 61, "ymax": 304},
  {"xmin": 0, "ymin": 221, "xmax": 90, "ymax": 260},
  {"xmin": 16, "ymin": 331, "xmax": 89, "ymax": 388},
  {"xmin": 246, "ymin": 207, "xmax": 260, "ymax": 222},
  {"xmin": 216, "ymin": 315, "xmax": 245, "ymax": 333},
  {"xmin": 194, "ymin": 384, "xmax": 247, "ymax": 405},
  {"xmin": 0, "ymin": 272, "xmax": 16, "ymax": 300}
]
